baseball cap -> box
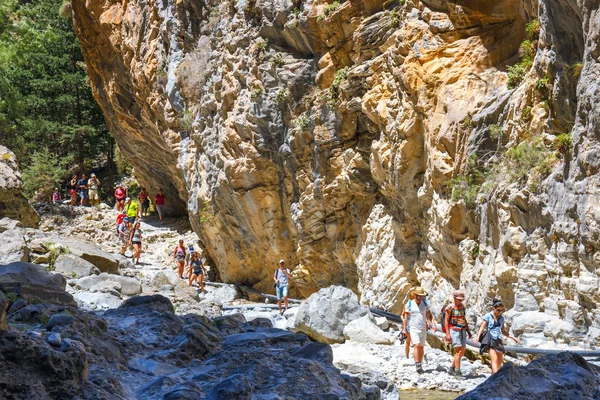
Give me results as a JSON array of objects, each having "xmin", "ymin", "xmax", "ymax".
[
  {"xmin": 125, "ymin": 197, "xmax": 131, "ymax": 201},
  {"xmin": 279, "ymin": 259, "xmax": 285, "ymax": 264},
  {"xmin": 189, "ymin": 246, "xmax": 195, "ymax": 251},
  {"xmin": 91, "ymin": 173, "xmax": 96, "ymax": 177},
  {"xmin": 453, "ymin": 290, "xmax": 465, "ymax": 300}
]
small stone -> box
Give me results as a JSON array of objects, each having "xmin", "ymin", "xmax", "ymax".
[{"xmin": 47, "ymin": 333, "xmax": 62, "ymax": 347}]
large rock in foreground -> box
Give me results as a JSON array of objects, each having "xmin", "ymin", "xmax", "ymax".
[
  {"xmin": 0, "ymin": 146, "xmax": 39, "ymax": 227},
  {"xmin": 291, "ymin": 286, "xmax": 371, "ymax": 344},
  {"xmin": 0, "ymin": 262, "xmax": 76, "ymax": 307},
  {"xmin": 458, "ymin": 352, "xmax": 600, "ymax": 400}
]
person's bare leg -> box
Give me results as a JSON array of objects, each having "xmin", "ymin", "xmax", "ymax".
[
  {"xmin": 277, "ymin": 298, "xmax": 282, "ymax": 314},
  {"xmin": 284, "ymin": 296, "xmax": 288, "ymax": 311},
  {"xmin": 199, "ymin": 274, "xmax": 204, "ymax": 292},
  {"xmin": 178, "ymin": 261, "xmax": 184, "ymax": 277},
  {"xmin": 188, "ymin": 273, "xmax": 196, "ymax": 286},
  {"xmin": 490, "ymin": 349, "xmax": 502, "ymax": 373},
  {"xmin": 414, "ymin": 344, "xmax": 424, "ymax": 363},
  {"xmin": 405, "ymin": 334, "xmax": 411, "ymax": 358},
  {"xmin": 453, "ymin": 347, "xmax": 465, "ymax": 369}
]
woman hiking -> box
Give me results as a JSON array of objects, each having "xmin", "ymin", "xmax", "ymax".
[
  {"xmin": 138, "ymin": 188, "xmax": 150, "ymax": 217},
  {"xmin": 129, "ymin": 221, "xmax": 143, "ymax": 265},
  {"xmin": 173, "ymin": 240, "xmax": 187, "ymax": 279},
  {"xmin": 187, "ymin": 251, "xmax": 207, "ymax": 292},
  {"xmin": 115, "ymin": 185, "xmax": 126, "ymax": 212},
  {"xmin": 401, "ymin": 290, "xmax": 416, "ymax": 358},
  {"xmin": 69, "ymin": 175, "xmax": 77, "ymax": 206},
  {"xmin": 475, "ymin": 299, "xmax": 519, "ymax": 374}
]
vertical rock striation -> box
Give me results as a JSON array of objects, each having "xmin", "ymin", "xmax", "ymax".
[{"xmin": 72, "ymin": 0, "xmax": 600, "ymax": 347}]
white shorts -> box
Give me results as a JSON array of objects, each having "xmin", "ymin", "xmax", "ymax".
[
  {"xmin": 411, "ymin": 330, "xmax": 427, "ymax": 347},
  {"xmin": 88, "ymin": 190, "xmax": 99, "ymax": 200}
]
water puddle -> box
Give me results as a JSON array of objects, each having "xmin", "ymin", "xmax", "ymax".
[{"xmin": 400, "ymin": 389, "xmax": 461, "ymax": 399}]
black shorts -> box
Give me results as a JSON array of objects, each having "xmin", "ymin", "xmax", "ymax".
[
  {"xmin": 193, "ymin": 268, "xmax": 203, "ymax": 275},
  {"xmin": 132, "ymin": 241, "xmax": 141, "ymax": 245},
  {"xmin": 490, "ymin": 338, "xmax": 505, "ymax": 353}
]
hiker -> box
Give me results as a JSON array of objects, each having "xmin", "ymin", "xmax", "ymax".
[
  {"xmin": 402, "ymin": 286, "xmax": 436, "ymax": 374},
  {"xmin": 274, "ymin": 259, "xmax": 292, "ymax": 315},
  {"xmin": 401, "ymin": 290, "xmax": 416, "ymax": 359},
  {"xmin": 115, "ymin": 185, "xmax": 127, "ymax": 212},
  {"xmin": 129, "ymin": 221, "xmax": 143, "ymax": 265},
  {"xmin": 87, "ymin": 173, "xmax": 101, "ymax": 206},
  {"xmin": 475, "ymin": 299, "xmax": 519, "ymax": 374},
  {"xmin": 138, "ymin": 188, "xmax": 150, "ymax": 217},
  {"xmin": 444, "ymin": 290, "xmax": 473, "ymax": 377},
  {"xmin": 155, "ymin": 189, "xmax": 166, "ymax": 224},
  {"xmin": 125, "ymin": 197, "xmax": 139, "ymax": 225},
  {"xmin": 187, "ymin": 251, "xmax": 207, "ymax": 291},
  {"xmin": 173, "ymin": 240, "xmax": 187, "ymax": 279},
  {"xmin": 51, "ymin": 188, "xmax": 61, "ymax": 204},
  {"xmin": 77, "ymin": 173, "xmax": 88, "ymax": 206},
  {"xmin": 69, "ymin": 175, "xmax": 77, "ymax": 205},
  {"xmin": 117, "ymin": 217, "xmax": 130, "ymax": 256}
]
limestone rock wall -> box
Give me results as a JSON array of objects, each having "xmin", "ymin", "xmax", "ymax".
[
  {"xmin": 72, "ymin": 0, "xmax": 600, "ymax": 347},
  {"xmin": 0, "ymin": 146, "xmax": 39, "ymax": 227}
]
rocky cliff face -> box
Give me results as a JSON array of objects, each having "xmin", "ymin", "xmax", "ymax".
[
  {"xmin": 0, "ymin": 146, "xmax": 39, "ymax": 227},
  {"xmin": 71, "ymin": 0, "xmax": 600, "ymax": 347}
]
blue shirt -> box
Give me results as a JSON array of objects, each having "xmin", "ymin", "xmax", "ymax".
[{"xmin": 483, "ymin": 312, "xmax": 504, "ymax": 340}]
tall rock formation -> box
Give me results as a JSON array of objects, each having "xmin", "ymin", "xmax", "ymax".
[
  {"xmin": 71, "ymin": 0, "xmax": 600, "ymax": 347},
  {"xmin": 0, "ymin": 146, "xmax": 39, "ymax": 227}
]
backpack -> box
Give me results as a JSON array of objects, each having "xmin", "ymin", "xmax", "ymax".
[{"xmin": 440, "ymin": 305, "xmax": 449, "ymax": 333}]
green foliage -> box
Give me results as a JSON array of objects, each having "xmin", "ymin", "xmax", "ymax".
[
  {"xmin": 519, "ymin": 40, "xmax": 535, "ymax": 59},
  {"xmin": 292, "ymin": 112, "xmax": 312, "ymax": 130},
  {"xmin": 275, "ymin": 87, "xmax": 288, "ymax": 104},
  {"xmin": 317, "ymin": 13, "xmax": 325, "ymax": 23},
  {"xmin": 178, "ymin": 110, "xmax": 194, "ymax": 133},
  {"xmin": 270, "ymin": 52, "xmax": 284, "ymax": 68},
  {"xmin": 507, "ymin": 40, "xmax": 535, "ymax": 89},
  {"xmin": 199, "ymin": 200, "xmax": 216, "ymax": 224},
  {"xmin": 491, "ymin": 138, "xmax": 554, "ymax": 193},
  {"xmin": 521, "ymin": 106, "xmax": 532, "ymax": 122},
  {"xmin": 43, "ymin": 241, "xmax": 71, "ymax": 270},
  {"xmin": 489, "ymin": 124, "xmax": 504, "ymax": 141},
  {"xmin": 526, "ymin": 19, "xmax": 540, "ymax": 40},
  {"xmin": 327, "ymin": 67, "xmax": 348, "ymax": 105},
  {"xmin": 0, "ymin": 0, "xmax": 111, "ymax": 172},
  {"xmin": 255, "ymin": 38, "xmax": 268, "ymax": 52},
  {"xmin": 324, "ymin": 0, "xmax": 341, "ymax": 17},
  {"xmin": 446, "ymin": 153, "xmax": 486, "ymax": 208},
  {"xmin": 250, "ymin": 87, "xmax": 264, "ymax": 100},
  {"xmin": 555, "ymin": 133, "xmax": 572, "ymax": 155},
  {"xmin": 1, "ymin": 291, "xmax": 19, "ymax": 303},
  {"xmin": 535, "ymin": 76, "xmax": 550, "ymax": 95},
  {"xmin": 389, "ymin": 10, "xmax": 399, "ymax": 28},
  {"xmin": 22, "ymin": 149, "xmax": 68, "ymax": 198},
  {"xmin": 570, "ymin": 62, "xmax": 583, "ymax": 79}
]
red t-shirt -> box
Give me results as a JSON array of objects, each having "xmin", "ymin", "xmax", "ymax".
[
  {"xmin": 155, "ymin": 193, "xmax": 165, "ymax": 205},
  {"xmin": 115, "ymin": 188, "xmax": 125, "ymax": 199},
  {"xmin": 138, "ymin": 192, "xmax": 148, "ymax": 201}
]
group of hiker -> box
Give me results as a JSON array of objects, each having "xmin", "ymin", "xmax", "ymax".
[
  {"xmin": 115, "ymin": 186, "xmax": 167, "ymax": 224},
  {"xmin": 401, "ymin": 286, "xmax": 519, "ymax": 376},
  {"xmin": 172, "ymin": 240, "xmax": 208, "ymax": 291},
  {"xmin": 52, "ymin": 173, "xmax": 102, "ymax": 206}
]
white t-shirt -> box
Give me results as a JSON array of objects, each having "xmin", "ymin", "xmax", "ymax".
[
  {"xmin": 407, "ymin": 299, "xmax": 430, "ymax": 332},
  {"xmin": 275, "ymin": 268, "xmax": 290, "ymax": 287}
]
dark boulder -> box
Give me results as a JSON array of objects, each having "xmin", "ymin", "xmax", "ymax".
[
  {"xmin": 0, "ymin": 262, "xmax": 76, "ymax": 306},
  {"xmin": 458, "ymin": 352, "xmax": 600, "ymax": 400}
]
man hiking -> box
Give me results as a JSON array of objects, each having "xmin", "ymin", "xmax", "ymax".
[
  {"xmin": 88, "ymin": 173, "xmax": 101, "ymax": 206},
  {"xmin": 274, "ymin": 259, "xmax": 292, "ymax": 316},
  {"xmin": 403, "ymin": 286, "xmax": 436, "ymax": 373},
  {"xmin": 117, "ymin": 217, "xmax": 130, "ymax": 256},
  {"xmin": 445, "ymin": 290, "xmax": 472, "ymax": 377},
  {"xmin": 125, "ymin": 197, "xmax": 139, "ymax": 225},
  {"xmin": 77, "ymin": 173, "xmax": 88, "ymax": 206},
  {"xmin": 155, "ymin": 189, "xmax": 166, "ymax": 224}
]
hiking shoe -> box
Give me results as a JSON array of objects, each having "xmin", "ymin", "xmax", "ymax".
[
  {"xmin": 416, "ymin": 363, "xmax": 424, "ymax": 374},
  {"xmin": 448, "ymin": 366, "xmax": 456, "ymax": 376},
  {"xmin": 455, "ymin": 369, "xmax": 463, "ymax": 379}
]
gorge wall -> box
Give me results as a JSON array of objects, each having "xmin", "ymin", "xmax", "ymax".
[{"xmin": 71, "ymin": 0, "xmax": 600, "ymax": 348}]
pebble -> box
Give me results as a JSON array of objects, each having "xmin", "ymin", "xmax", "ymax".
[{"xmin": 48, "ymin": 333, "xmax": 62, "ymax": 347}]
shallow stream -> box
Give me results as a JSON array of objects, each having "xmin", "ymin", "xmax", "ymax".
[{"xmin": 400, "ymin": 389, "xmax": 460, "ymax": 399}]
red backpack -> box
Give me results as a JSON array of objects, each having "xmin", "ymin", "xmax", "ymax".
[
  {"xmin": 440, "ymin": 304, "xmax": 449, "ymax": 333},
  {"xmin": 116, "ymin": 213, "xmax": 125, "ymax": 225}
]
